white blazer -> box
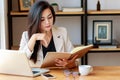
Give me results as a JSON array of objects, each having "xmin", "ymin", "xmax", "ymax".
[{"xmin": 19, "ymin": 26, "xmax": 74, "ymax": 67}]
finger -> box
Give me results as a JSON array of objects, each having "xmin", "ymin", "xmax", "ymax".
[
  {"xmin": 54, "ymin": 59, "xmax": 59, "ymax": 62},
  {"xmin": 62, "ymin": 58, "xmax": 67, "ymax": 62},
  {"xmin": 68, "ymin": 54, "xmax": 76, "ymax": 60},
  {"xmin": 55, "ymin": 60, "xmax": 68, "ymax": 67},
  {"xmin": 55, "ymin": 61, "xmax": 65, "ymax": 67},
  {"xmin": 68, "ymin": 55, "xmax": 73, "ymax": 60},
  {"xmin": 55, "ymin": 59, "xmax": 63, "ymax": 67},
  {"xmin": 71, "ymin": 54, "xmax": 78, "ymax": 61},
  {"xmin": 54, "ymin": 58, "xmax": 62, "ymax": 63},
  {"xmin": 55, "ymin": 59, "xmax": 63, "ymax": 64},
  {"xmin": 55, "ymin": 63, "xmax": 62, "ymax": 67}
]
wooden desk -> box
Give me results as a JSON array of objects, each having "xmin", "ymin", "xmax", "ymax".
[{"xmin": 1, "ymin": 66, "xmax": 120, "ymax": 80}]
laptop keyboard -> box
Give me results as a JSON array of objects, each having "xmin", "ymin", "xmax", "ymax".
[
  {"xmin": 32, "ymin": 68, "xmax": 50, "ymax": 75},
  {"xmin": 32, "ymin": 71, "xmax": 40, "ymax": 74}
]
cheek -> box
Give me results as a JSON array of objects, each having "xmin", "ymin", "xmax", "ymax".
[
  {"xmin": 39, "ymin": 24, "xmax": 44, "ymax": 30},
  {"xmin": 40, "ymin": 22, "xmax": 45, "ymax": 27},
  {"xmin": 50, "ymin": 19, "xmax": 54, "ymax": 25}
]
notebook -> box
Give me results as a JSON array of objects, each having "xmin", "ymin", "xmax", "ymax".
[{"xmin": 0, "ymin": 49, "xmax": 49, "ymax": 77}]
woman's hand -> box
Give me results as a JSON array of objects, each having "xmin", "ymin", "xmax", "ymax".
[
  {"xmin": 55, "ymin": 54, "xmax": 78, "ymax": 68},
  {"xmin": 32, "ymin": 33, "xmax": 46, "ymax": 40},
  {"xmin": 28, "ymin": 33, "xmax": 46, "ymax": 52}
]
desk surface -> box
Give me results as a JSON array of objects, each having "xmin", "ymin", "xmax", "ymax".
[{"xmin": 1, "ymin": 66, "xmax": 120, "ymax": 80}]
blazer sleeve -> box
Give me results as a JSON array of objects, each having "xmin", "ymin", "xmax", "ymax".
[
  {"xmin": 19, "ymin": 31, "xmax": 32, "ymax": 59},
  {"xmin": 62, "ymin": 27, "xmax": 74, "ymax": 52}
]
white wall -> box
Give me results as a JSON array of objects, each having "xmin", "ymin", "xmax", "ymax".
[
  {"xmin": 88, "ymin": 0, "xmax": 120, "ymax": 10},
  {"xmin": 0, "ymin": 0, "xmax": 8, "ymax": 49},
  {"xmin": 46, "ymin": 0, "xmax": 81, "ymax": 10}
]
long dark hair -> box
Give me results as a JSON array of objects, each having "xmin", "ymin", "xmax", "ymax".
[{"xmin": 27, "ymin": 0, "xmax": 56, "ymax": 63}]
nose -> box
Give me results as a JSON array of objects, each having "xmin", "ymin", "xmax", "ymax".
[{"xmin": 45, "ymin": 19, "xmax": 49, "ymax": 24}]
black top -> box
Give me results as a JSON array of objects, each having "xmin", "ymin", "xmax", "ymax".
[{"xmin": 42, "ymin": 36, "xmax": 56, "ymax": 58}]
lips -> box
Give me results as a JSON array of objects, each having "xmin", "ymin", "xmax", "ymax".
[{"xmin": 45, "ymin": 25, "xmax": 51, "ymax": 28}]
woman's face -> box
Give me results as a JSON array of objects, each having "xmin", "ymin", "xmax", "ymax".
[{"xmin": 40, "ymin": 8, "xmax": 54, "ymax": 33}]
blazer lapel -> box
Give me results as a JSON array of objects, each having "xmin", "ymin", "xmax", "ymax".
[{"xmin": 52, "ymin": 27, "xmax": 64, "ymax": 52}]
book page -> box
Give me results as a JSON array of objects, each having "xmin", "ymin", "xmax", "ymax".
[{"xmin": 69, "ymin": 44, "xmax": 93, "ymax": 59}]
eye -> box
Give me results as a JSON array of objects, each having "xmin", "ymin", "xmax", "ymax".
[
  {"xmin": 48, "ymin": 16, "xmax": 53, "ymax": 19},
  {"xmin": 41, "ymin": 18, "xmax": 45, "ymax": 21}
]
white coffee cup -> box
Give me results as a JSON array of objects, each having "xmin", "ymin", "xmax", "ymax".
[{"xmin": 78, "ymin": 65, "xmax": 93, "ymax": 76}]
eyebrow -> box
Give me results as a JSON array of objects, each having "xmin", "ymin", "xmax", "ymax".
[
  {"xmin": 41, "ymin": 13, "xmax": 52, "ymax": 19},
  {"xmin": 48, "ymin": 13, "xmax": 52, "ymax": 17}
]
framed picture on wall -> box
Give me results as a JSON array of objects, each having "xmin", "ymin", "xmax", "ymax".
[
  {"xmin": 93, "ymin": 20, "xmax": 112, "ymax": 45},
  {"xmin": 18, "ymin": 0, "xmax": 34, "ymax": 11}
]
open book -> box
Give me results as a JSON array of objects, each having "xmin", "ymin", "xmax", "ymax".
[{"xmin": 41, "ymin": 44, "xmax": 93, "ymax": 68}]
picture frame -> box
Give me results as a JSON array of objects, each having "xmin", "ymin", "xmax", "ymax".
[
  {"xmin": 18, "ymin": 0, "xmax": 34, "ymax": 11},
  {"xmin": 93, "ymin": 20, "xmax": 112, "ymax": 45}
]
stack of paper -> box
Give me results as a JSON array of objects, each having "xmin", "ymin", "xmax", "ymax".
[
  {"xmin": 62, "ymin": 7, "xmax": 83, "ymax": 12},
  {"xmin": 98, "ymin": 45, "xmax": 117, "ymax": 48}
]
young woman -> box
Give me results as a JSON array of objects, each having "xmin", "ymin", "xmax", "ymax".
[{"xmin": 19, "ymin": 0, "xmax": 77, "ymax": 68}]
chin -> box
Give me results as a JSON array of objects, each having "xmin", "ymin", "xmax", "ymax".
[{"xmin": 46, "ymin": 27, "xmax": 52, "ymax": 31}]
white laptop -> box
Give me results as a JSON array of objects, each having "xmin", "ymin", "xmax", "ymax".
[{"xmin": 0, "ymin": 49, "xmax": 49, "ymax": 77}]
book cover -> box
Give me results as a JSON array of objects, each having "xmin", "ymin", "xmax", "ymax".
[{"xmin": 41, "ymin": 44, "xmax": 93, "ymax": 68}]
